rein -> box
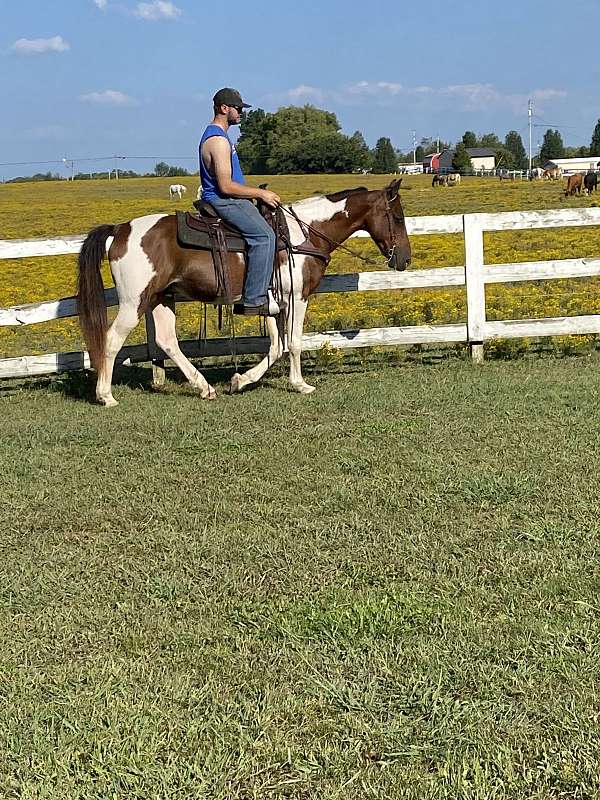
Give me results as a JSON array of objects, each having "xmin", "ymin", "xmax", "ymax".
[{"xmin": 278, "ymin": 194, "xmax": 401, "ymax": 268}]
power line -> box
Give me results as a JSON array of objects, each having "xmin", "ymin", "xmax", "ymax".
[
  {"xmin": 0, "ymin": 155, "xmax": 198, "ymax": 167},
  {"xmin": 532, "ymin": 115, "xmax": 581, "ymax": 132}
]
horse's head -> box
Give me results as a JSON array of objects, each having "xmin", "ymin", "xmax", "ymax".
[{"xmin": 363, "ymin": 179, "xmax": 411, "ymax": 271}]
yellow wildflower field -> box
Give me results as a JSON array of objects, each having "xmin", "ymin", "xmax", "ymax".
[{"xmin": 1, "ymin": 174, "xmax": 600, "ymax": 359}]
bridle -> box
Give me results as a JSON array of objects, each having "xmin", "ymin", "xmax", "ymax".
[{"xmin": 277, "ymin": 191, "xmax": 404, "ymax": 268}]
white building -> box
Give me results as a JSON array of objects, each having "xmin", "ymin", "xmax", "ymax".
[
  {"xmin": 437, "ymin": 147, "xmax": 496, "ymax": 173},
  {"xmin": 545, "ymin": 157, "xmax": 600, "ymax": 175}
]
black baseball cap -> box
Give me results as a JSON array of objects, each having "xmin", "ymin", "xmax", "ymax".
[{"xmin": 213, "ymin": 88, "xmax": 251, "ymax": 109}]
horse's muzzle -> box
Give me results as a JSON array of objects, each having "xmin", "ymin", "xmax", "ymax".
[{"xmin": 388, "ymin": 247, "xmax": 411, "ymax": 271}]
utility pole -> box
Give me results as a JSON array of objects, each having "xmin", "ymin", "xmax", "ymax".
[
  {"xmin": 412, "ymin": 130, "xmax": 417, "ymax": 164},
  {"xmin": 62, "ymin": 157, "xmax": 75, "ymax": 181},
  {"xmin": 528, "ymin": 99, "xmax": 532, "ymax": 173}
]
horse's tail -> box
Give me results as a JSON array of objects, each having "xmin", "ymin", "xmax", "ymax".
[{"xmin": 77, "ymin": 224, "xmax": 115, "ymax": 373}]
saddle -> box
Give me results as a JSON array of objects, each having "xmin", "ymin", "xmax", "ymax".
[{"xmin": 176, "ymin": 198, "xmax": 330, "ymax": 305}]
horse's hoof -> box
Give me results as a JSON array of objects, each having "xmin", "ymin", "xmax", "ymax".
[
  {"xmin": 296, "ymin": 382, "xmax": 316, "ymax": 395},
  {"xmin": 202, "ymin": 386, "xmax": 218, "ymax": 400},
  {"xmin": 98, "ymin": 395, "xmax": 119, "ymax": 408},
  {"xmin": 230, "ymin": 373, "xmax": 244, "ymax": 394}
]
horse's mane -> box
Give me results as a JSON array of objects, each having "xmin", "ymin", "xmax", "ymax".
[{"xmin": 324, "ymin": 187, "xmax": 369, "ymax": 202}]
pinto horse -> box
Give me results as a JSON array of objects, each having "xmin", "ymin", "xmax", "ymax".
[{"xmin": 77, "ymin": 179, "xmax": 411, "ymax": 406}]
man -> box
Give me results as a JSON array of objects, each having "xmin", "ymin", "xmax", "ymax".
[{"xmin": 199, "ymin": 88, "xmax": 282, "ymax": 316}]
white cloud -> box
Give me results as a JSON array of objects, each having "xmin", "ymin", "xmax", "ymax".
[
  {"xmin": 346, "ymin": 80, "xmax": 404, "ymax": 96},
  {"xmin": 287, "ymin": 85, "xmax": 326, "ymax": 103},
  {"xmin": 12, "ymin": 36, "xmax": 69, "ymax": 54},
  {"xmin": 299, "ymin": 80, "xmax": 566, "ymax": 114},
  {"xmin": 93, "ymin": 0, "xmax": 108, "ymax": 8},
  {"xmin": 277, "ymin": 80, "xmax": 567, "ymax": 117},
  {"xmin": 134, "ymin": 1, "xmax": 181, "ymax": 20},
  {"xmin": 531, "ymin": 88, "xmax": 567, "ymax": 103},
  {"xmin": 80, "ymin": 89, "xmax": 135, "ymax": 106},
  {"xmin": 439, "ymin": 83, "xmax": 567, "ymax": 113}
]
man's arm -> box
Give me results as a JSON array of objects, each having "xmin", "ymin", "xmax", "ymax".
[{"xmin": 205, "ymin": 137, "xmax": 280, "ymax": 206}]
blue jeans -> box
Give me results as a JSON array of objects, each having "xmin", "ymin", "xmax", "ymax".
[{"xmin": 209, "ymin": 197, "xmax": 276, "ymax": 306}]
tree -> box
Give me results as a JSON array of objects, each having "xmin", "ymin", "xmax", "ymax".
[
  {"xmin": 237, "ymin": 105, "xmax": 373, "ymax": 174},
  {"xmin": 452, "ymin": 142, "xmax": 472, "ymax": 174},
  {"xmin": 590, "ymin": 119, "xmax": 600, "ymax": 156},
  {"xmin": 564, "ymin": 145, "xmax": 590, "ymax": 158},
  {"xmin": 154, "ymin": 161, "xmax": 189, "ymax": 177},
  {"xmin": 349, "ymin": 130, "xmax": 373, "ymax": 171},
  {"xmin": 266, "ymin": 105, "xmax": 340, "ymax": 173},
  {"xmin": 504, "ymin": 131, "xmax": 528, "ymax": 170},
  {"xmin": 236, "ymin": 109, "xmax": 274, "ymax": 173},
  {"xmin": 154, "ymin": 161, "xmax": 171, "ymax": 177},
  {"xmin": 372, "ymin": 137, "xmax": 397, "ymax": 173},
  {"xmin": 420, "ymin": 137, "xmax": 448, "ymax": 154},
  {"xmin": 415, "ymin": 145, "xmax": 425, "ymax": 162},
  {"xmin": 479, "ymin": 132, "xmax": 502, "ymax": 149},
  {"xmin": 540, "ymin": 129, "xmax": 564, "ymax": 162},
  {"xmin": 462, "ymin": 131, "xmax": 478, "ymax": 148}
]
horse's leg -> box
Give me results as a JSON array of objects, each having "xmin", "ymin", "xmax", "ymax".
[
  {"xmin": 286, "ymin": 298, "xmax": 315, "ymax": 395},
  {"xmin": 230, "ymin": 316, "xmax": 284, "ymax": 393},
  {"xmin": 96, "ymin": 300, "xmax": 139, "ymax": 407},
  {"xmin": 151, "ymin": 300, "xmax": 217, "ymax": 399}
]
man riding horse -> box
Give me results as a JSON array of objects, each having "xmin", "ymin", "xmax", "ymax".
[{"xmin": 199, "ymin": 88, "xmax": 282, "ymax": 317}]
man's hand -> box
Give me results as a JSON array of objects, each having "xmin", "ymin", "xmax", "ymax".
[{"xmin": 259, "ymin": 189, "xmax": 281, "ymax": 208}]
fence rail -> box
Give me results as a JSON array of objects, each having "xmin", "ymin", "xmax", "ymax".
[{"xmin": 2, "ymin": 208, "xmax": 600, "ymax": 379}]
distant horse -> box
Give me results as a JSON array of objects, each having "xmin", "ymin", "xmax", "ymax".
[
  {"xmin": 169, "ymin": 184, "xmax": 187, "ymax": 200},
  {"xmin": 498, "ymin": 171, "xmax": 514, "ymax": 181},
  {"xmin": 584, "ymin": 172, "xmax": 598, "ymax": 194},
  {"xmin": 447, "ymin": 173, "xmax": 461, "ymax": 186},
  {"xmin": 77, "ymin": 180, "xmax": 411, "ymax": 406},
  {"xmin": 530, "ymin": 167, "xmax": 544, "ymax": 180},
  {"xmin": 565, "ymin": 173, "xmax": 584, "ymax": 196},
  {"xmin": 432, "ymin": 174, "xmax": 448, "ymax": 187},
  {"xmin": 543, "ymin": 167, "xmax": 562, "ymax": 181}
]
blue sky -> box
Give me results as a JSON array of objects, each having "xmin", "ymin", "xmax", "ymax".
[{"xmin": 1, "ymin": 0, "xmax": 599, "ymax": 179}]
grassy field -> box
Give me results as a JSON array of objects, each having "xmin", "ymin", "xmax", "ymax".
[
  {"xmin": 1, "ymin": 352, "xmax": 600, "ymax": 798},
  {"xmin": 2, "ymin": 174, "xmax": 600, "ymax": 359}
]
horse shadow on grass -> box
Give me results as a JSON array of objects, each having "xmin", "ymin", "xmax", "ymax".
[{"xmin": 0, "ymin": 347, "xmax": 471, "ymax": 403}]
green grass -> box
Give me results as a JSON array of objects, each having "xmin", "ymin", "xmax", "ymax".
[{"xmin": 1, "ymin": 353, "xmax": 600, "ymax": 798}]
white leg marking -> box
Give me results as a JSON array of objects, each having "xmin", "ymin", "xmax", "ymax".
[
  {"xmin": 287, "ymin": 297, "xmax": 315, "ymax": 394},
  {"xmin": 230, "ymin": 316, "xmax": 284, "ymax": 393},
  {"xmin": 153, "ymin": 303, "xmax": 216, "ymax": 399},
  {"xmin": 96, "ymin": 302, "xmax": 139, "ymax": 407}
]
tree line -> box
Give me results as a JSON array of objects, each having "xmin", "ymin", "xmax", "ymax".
[
  {"xmin": 4, "ymin": 163, "xmax": 191, "ymax": 183},
  {"xmin": 6, "ymin": 111, "xmax": 600, "ymax": 183},
  {"xmin": 454, "ymin": 123, "xmax": 600, "ymax": 171}
]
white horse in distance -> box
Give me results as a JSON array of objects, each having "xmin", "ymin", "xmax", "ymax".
[{"xmin": 169, "ymin": 184, "xmax": 187, "ymax": 200}]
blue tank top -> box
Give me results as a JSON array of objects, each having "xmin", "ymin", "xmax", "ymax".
[{"xmin": 199, "ymin": 124, "xmax": 245, "ymax": 200}]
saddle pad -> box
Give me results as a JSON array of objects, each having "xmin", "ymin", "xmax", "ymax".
[{"xmin": 176, "ymin": 211, "xmax": 246, "ymax": 252}]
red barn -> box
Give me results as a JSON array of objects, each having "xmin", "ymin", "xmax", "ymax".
[{"xmin": 423, "ymin": 153, "xmax": 440, "ymax": 173}]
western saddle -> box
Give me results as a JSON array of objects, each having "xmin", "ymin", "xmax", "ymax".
[{"xmin": 176, "ymin": 199, "xmax": 330, "ymax": 305}]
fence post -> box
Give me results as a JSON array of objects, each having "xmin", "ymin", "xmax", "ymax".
[
  {"xmin": 463, "ymin": 213, "xmax": 486, "ymax": 364},
  {"xmin": 144, "ymin": 295, "xmax": 176, "ymax": 386}
]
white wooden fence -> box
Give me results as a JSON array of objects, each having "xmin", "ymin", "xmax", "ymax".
[{"xmin": 1, "ymin": 207, "xmax": 600, "ymax": 379}]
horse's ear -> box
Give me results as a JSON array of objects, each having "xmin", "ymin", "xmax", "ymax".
[{"xmin": 386, "ymin": 177, "xmax": 402, "ymax": 199}]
